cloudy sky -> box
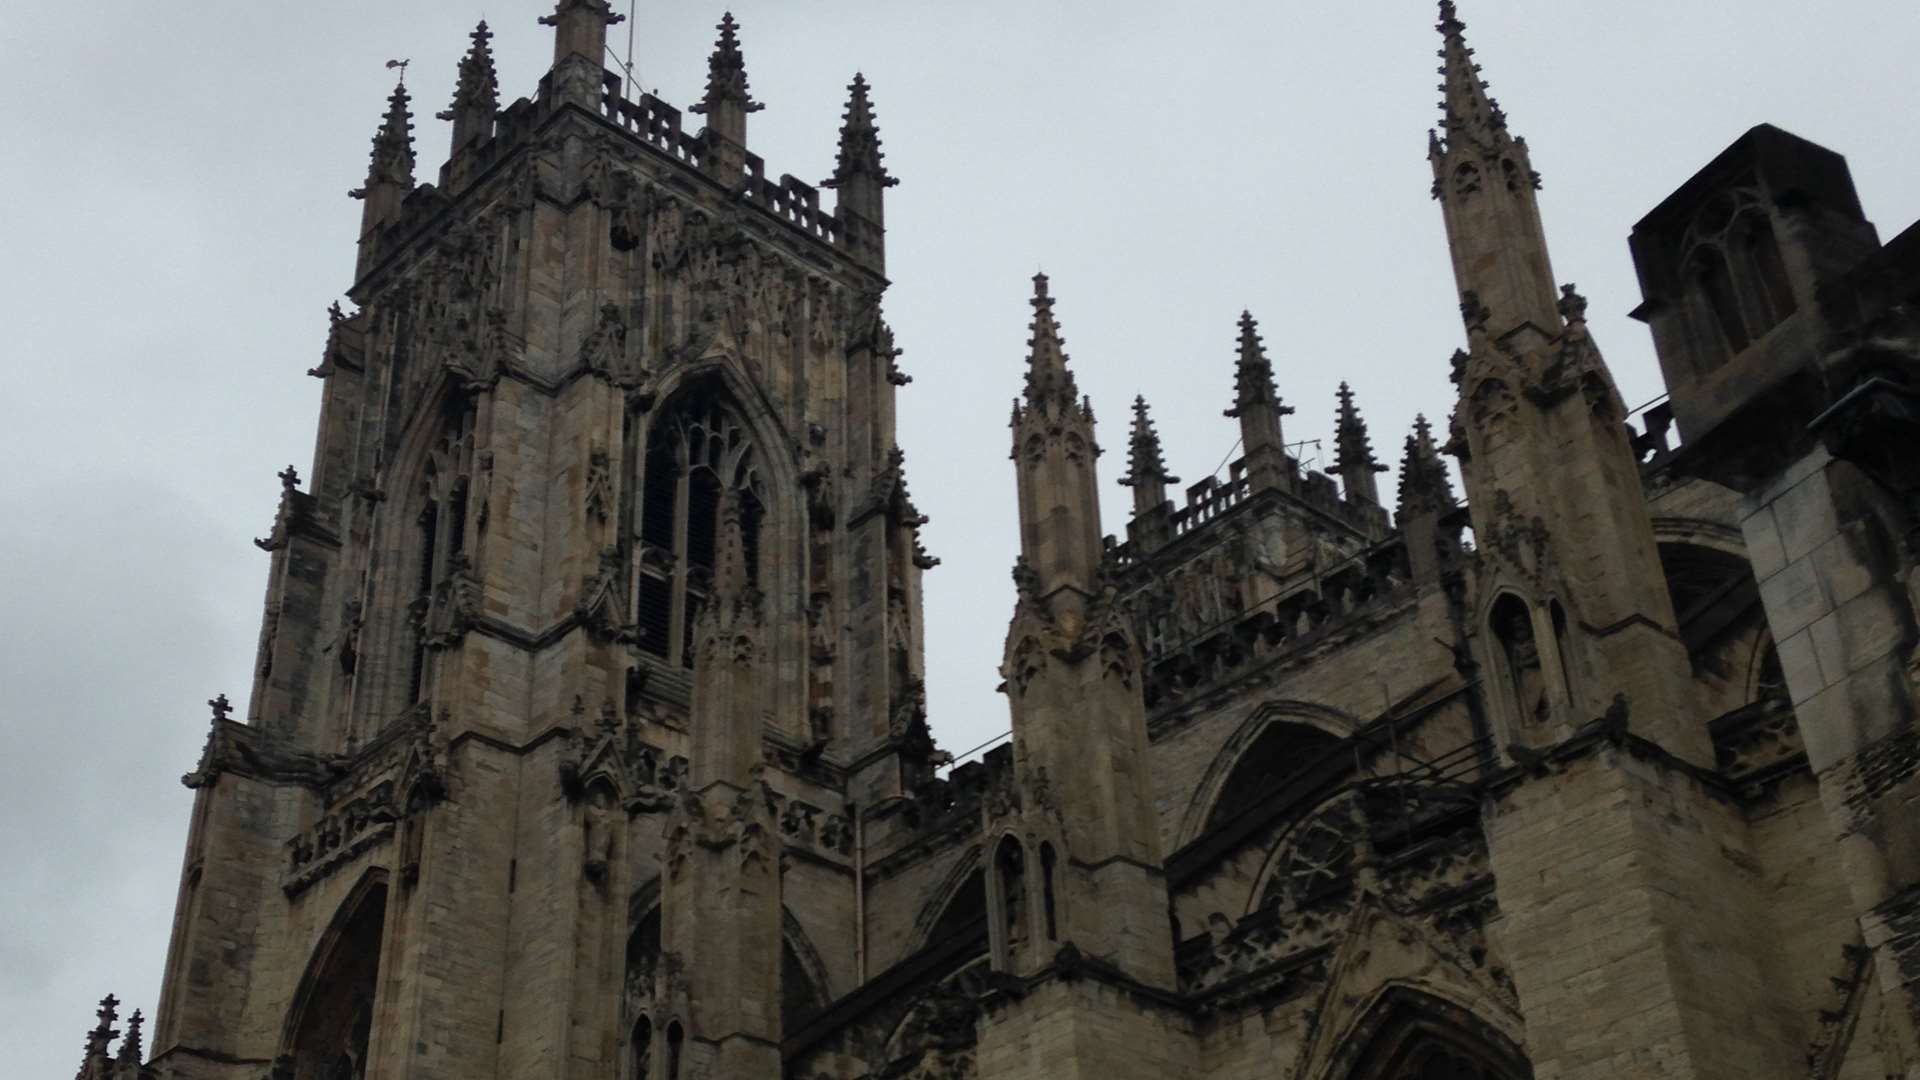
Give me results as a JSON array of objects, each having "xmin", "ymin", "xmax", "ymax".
[{"xmin": 4, "ymin": 0, "xmax": 1916, "ymax": 1073}]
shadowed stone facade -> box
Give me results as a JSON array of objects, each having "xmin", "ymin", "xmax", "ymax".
[{"xmin": 76, "ymin": 3, "xmax": 1920, "ymax": 1079}]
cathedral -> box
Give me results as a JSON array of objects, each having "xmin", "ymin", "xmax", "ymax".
[{"xmin": 73, "ymin": 2, "xmax": 1920, "ymax": 1077}]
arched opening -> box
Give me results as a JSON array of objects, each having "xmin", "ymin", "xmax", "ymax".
[
  {"xmin": 285, "ymin": 877, "xmax": 389, "ymax": 1080},
  {"xmin": 627, "ymin": 1017, "xmax": 653, "ymax": 1080},
  {"xmin": 401, "ymin": 395, "xmax": 477, "ymax": 709},
  {"xmin": 632, "ymin": 377, "xmax": 766, "ymax": 668},
  {"xmin": 1739, "ymin": 212, "xmax": 1797, "ymax": 329},
  {"xmin": 1490, "ymin": 594, "xmax": 1548, "ymax": 729},
  {"xmin": 665, "ymin": 1021, "xmax": 685, "ymax": 1080},
  {"xmin": 1692, "ymin": 247, "xmax": 1750, "ymax": 356},
  {"xmin": 1334, "ymin": 987, "xmax": 1531, "ymax": 1080},
  {"xmin": 1204, "ymin": 720, "xmax": 1344, "ymax": 833},
  {"xmin": 992, "ymin": 837, "xmax": 1027, "ymax": 969},
  {"xmin": 1038, "ymin": 843, "xmax": 1059, "ymax": 942},
  {"xmin": 1548, "ymin": 601, "xmax": 1576, "ymax": 709}
]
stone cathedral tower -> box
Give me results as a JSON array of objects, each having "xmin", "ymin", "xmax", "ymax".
[
  {"xmin": 136, "ymin": 6, "xmax": 934, "ymax": 1078},
  {"xmin": 82, "ymin": 3, "xmax": 1920, "ymax": 1080}
]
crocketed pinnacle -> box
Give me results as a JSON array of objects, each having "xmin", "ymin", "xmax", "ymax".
[
  {"xmin": 356, "ymin": 80, "xmax": 415, "ymax": 194},
  {"xmin": 1433, "ymin": 0, "xmax": 1511, "ymax": 155},
  {"xmin": 1397, "ymin": 414, "xmax": 1458, "ymax": 516},
  {"xmin": 1225, "ymin": 311, "xmax": 1291, "ymax": 420},
  {"xmin": 1120, "ymin": 395, "xmax": 1178, "ymax": 489},
  {"xmin": 825, "ymin": 73, "xmax": 896, "ymax": 188},
  {"xmin": 117, "ymin": 1011, "xmax": 144, "ymax": 1066},
  {"xmin": 703, "ymin": 488, "xmax": 762, "ymax": 625},
  {"xmin": 691, "ymin": 12, "xmax": 763, "ymax": 116},
  {"xmin": 438, "ymin": 20, "xmax": 499, "ymax": 123},
  {"xmin": 1016, "ymin": 273, "xmax": 1089, "ymax": 422},
  {"xmin": 1331, "ymin": 382, "xmax": 1386, "ymax": 479}
]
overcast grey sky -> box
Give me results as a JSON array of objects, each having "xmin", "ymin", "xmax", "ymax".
[{"xmin": 4, "ymin": 1, "xmax": 1916, "ymax": 1073}]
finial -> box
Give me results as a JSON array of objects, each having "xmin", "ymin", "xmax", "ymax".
[
  {"xmin": 692, "ymin": 12, "xmax": 763, "ymax": 117},
  {"xmin": 118, "ymin": 1010, "xmax": 144, "ymax": 1065},
  {"xmin": 208, "ymin": 694, "xmax": 233, "ymax": 723},
  {"xmin": 1119, "ymin": 395, "xmax": 1178, "ymax": 490},
  {"xmin": 1019, "ymin": 273, "xmax": 1082, "ymax": 417},
  {"xmin": 1397, "ymin": 412, "xmax": 1458, "ymax": 516},
  {"xmin": 1331, "ymin": 382, "xmax": 1387, "ymax": 480},
  {"xmin": 278, "ymin": 465, "xmax": 301, "ymax": 491},
  {"xmin": 351, "ymin": 79, "xmax": 416, "ymax": 198},
  {"xmin": 1432, "ymin": 0, "xmax": 1512, "ymax": 152},
  {"xmin": 824, "ymin": 72, "xmax": 897, "ymax": 190},
  {"xmin": 438, "ymin": 20, "xmax": 500, "ymax": 142},
  {"xmin": 1225, "ymin": 311, "xmax": 1293, "ymax": 420}
]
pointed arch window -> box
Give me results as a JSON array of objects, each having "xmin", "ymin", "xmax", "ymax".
[
  {"xmin": 633, "ymin": 380, "xmax": 765, "ymax": 668},
  {"xmin": 406, "ymin": 397, "xmax": 477, "ymax": 705},
  {"xmin": 1680, "ymin": 191, "xmax": 1799, "ymax": 370},
  {"xmin": 1490, "ymin": 594, "xmax": 1549, "ymax": 728}
]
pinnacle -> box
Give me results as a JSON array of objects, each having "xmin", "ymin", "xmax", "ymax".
[
  {"xmin": 1225, "ymin": 311, "xmax": 1290, "ymax": 420},
  {"xmin": 1332, "ymin": 382, "xmax": 1385, "ymax": 477},
  {"xmin": 1397, "ymin": 412, "xmax": 1457, "ymax": 515},
  {"xmin": 693, "ymin": 11, "xmax": 763, "ymax": 115},
  {"xmin": 1120, "ymin": 395, "xmax": 1178, "ymax": 489},
  {"xmin": 826, "ymin": 71, "xmax": 896, "ymax": 188},
  {"xmin": 1432, "ymin": 0, "xmax": 1510, "ymax": 153},
  {"xmin": 1020, "ymin": 273, "xmax": 1081, "ymax": 414},
  {"xmin": 438, "ymin": 19, "xmax": 499, "ymax": 123},
  {"xmin": 356, "ymin": 80, "xmax": 416, "ymax": 194}
]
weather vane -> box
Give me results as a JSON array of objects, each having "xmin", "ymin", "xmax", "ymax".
[{"xmin": 386, "ymin": 58, "xmax": 411, "ymax": 85}]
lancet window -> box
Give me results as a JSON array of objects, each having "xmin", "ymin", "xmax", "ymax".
[
  {"xmin": 404, "ymin": 397, "xmax": 478, "ymax": 705},
  {"xmin": 632, "ymin": 380, "xmax": 765, "ymax": 667}
]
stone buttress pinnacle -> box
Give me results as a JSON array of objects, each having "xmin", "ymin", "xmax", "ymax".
[
  {"xmin": 825, "ymin": 73, "xmax": 896, "ymax": 189},
  {"xmin": 1226, "ymin": 311, "xmax": 1288, "ymax": 422},
  {"xmin": 693, "ymin": 12, "xmax": 763, "ymax": 118},
  {"xmin": 1331, "ymin": 382, "xmax": 1387, "ymax": 503},
  {"xmin": 354, "ymin": 80, "xmax": 416, "ymax": 196},
  {"xmin": 438, "ymin": 19, "xmax": 499, "ymax": 146},
  {"xmin": 1015, "ymin": 274, "xmax": 1091, "ymax": 426},
  {"xmin": 1396, "ymin": 413, "xmax": 1457, "ymax": 517},
  {"xmin": 1120, "ymin": 396, "xmax": 1177, "ymax": 488}
]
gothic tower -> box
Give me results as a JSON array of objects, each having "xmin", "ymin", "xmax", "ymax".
[{"xmin": 147, "ymin": 9, "xmax": 930, "ymax": 1078}]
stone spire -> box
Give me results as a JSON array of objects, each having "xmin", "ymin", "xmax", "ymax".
[
  {"xmin": 1396, "ymin": 414, "xmax": 1457, "ymax": 517},
  {"xmin": 1225, "ymin": 311, "xmax": 1295, "ymax": 494},
  {"xmin": 1009, "ymin": 274, "xmax": 1103, "ymax": 613},
  {"xmin": 692, "ymin": 13, "xmax": 762, "ymax": 142},
  {"xmin": 823, "ymin": 73, "xmax": 896, "ymax": 272},
  {"xmin": 1330, "ymin": 382, "xmax": 1387, "ymax": 506},
  {"xmin": 116, "ymin": 1010, "xmax": 144, "ymax": 1067},
  {"xmin": 1434, "ymin": 1, "xmax": 1508, "ymax": 154},
  {"xmin": 354, "ymin": 80, "xmax": 416, "ymax": 197},
  {"xmin": 76, "ymin": 994, "xmax": 119, "ymax": 1080},
  {"xmin": 438, "ymin": 20, "xmax": 499, "ymax": 152},
  {"xmin": 1427, "ymin": 0, "xmax": 1559, "ymax": 339},
  {"xmin": 827, "ymin": 73, "xmax": 894, "ymax": 190},
  {"xmin": 1119, "ymin": 395, "xmax": 1178, "ymax": 516},
  {"xmin": 689, "ymin": 12, "xmax": 760, "ymax": 184},
  {"xmin": 1015, "ymin": 274, "xmax": 1091, "ymax": 426}
]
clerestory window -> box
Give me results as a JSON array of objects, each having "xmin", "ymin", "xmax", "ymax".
[{"xmin": 633, "ymin": 381, "xmax": 765, "ymax": 668}]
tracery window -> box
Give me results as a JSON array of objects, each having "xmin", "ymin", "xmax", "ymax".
[
  {"xmin": 633, "ymin": 380, "xmax": 765, "ymax": 667},
  {"xmin": 405, "ymin": 397, "xmax": 476, "ymax": 704},
  {"xmin": 1681, "ymin": 190, "xmax": 1798, "ymax": 368}
]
